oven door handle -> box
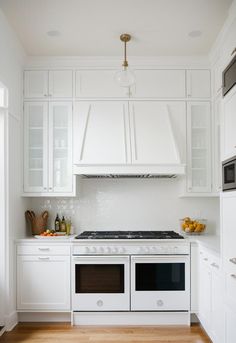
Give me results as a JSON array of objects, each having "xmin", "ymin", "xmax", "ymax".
[
  {"xmin": 131, "ymin": 255, "xmax": 189, "ymax": 261},
  {"xmin": 73, "ymin": 255, "xmax": 129, "ymax": 262}
]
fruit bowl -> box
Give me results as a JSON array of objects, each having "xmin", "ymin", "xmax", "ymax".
[{"xmin": 179, "ymin": 217, "xmax": 207, "ymax": 235}]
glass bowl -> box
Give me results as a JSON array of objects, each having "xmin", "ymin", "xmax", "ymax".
[{"xmin": 179, "ymin": 218, "xmax": 207, "ymax": 235}]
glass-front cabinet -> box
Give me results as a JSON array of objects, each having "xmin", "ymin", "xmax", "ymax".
[
  {"xmin": 24, "ymin": 101, "xmax": 74, "ymax": 195},
  {"xmin": 186, "ymin": 102, "xmax": 212, "ymax": 193}
]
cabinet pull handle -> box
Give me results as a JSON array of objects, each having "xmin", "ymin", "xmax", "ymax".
[
  {"xmin": 44, "ymin": 94, "xmax": 48, "ymax": 97},
  {"xmin": 231, "ymin": 48, "xmax": 236, "ymax": 56},
  {"xmin": 38, "ymin": 247, "xmax": 50, "ymax": 251},
  {"xmin": 204, "ymin": 258, "xmax": 208, "ymax": 261},
  {"xmin": 230, "ymin": 274, "xmax": 236, "ymax": 279},
  {"xmin": 38, "ymin": 257, "xmax": 50, "ymax": 260},
  {"xmin": 229, "ymin": 258, "xmax": 236, "ymax": 265},
  {"xmin": 211, "ymin": 262, "xmax": 219, "ymax": 269}
]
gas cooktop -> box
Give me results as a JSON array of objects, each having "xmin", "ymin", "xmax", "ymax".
[{"xmin": 75, "ymin": 230, "xmax": 184, "ymax": 240}]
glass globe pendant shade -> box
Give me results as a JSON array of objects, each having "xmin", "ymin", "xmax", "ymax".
[{"xmin": 115, "ymin": 66, "xmax": 136, "ymax": 87}]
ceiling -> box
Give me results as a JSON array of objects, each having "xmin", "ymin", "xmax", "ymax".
[{"xmin": 0, "ymin": 0, "xmax": 233, "ymax": 56}]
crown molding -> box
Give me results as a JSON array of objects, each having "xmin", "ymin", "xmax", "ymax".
[{"xmin": 24, "ymin": 55, "xmax": 210, "ymax": 69}]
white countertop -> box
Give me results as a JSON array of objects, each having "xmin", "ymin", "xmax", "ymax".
[{"xmin": 186, "ymin": 234, "xmax": 221, "ymax": 254}]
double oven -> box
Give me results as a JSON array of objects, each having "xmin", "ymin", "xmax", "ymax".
[{"xmin": 72, "ymin": 243, "xmax": 190, "ymax": 312}]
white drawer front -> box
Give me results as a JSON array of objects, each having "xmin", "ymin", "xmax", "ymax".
[
  {"xmin": 73, "ymin": 294, "xmax": 130, "ymax": 312},
  {"xmin": 17, "ymin": 245, "xmax": 70, "ymax": 256}
]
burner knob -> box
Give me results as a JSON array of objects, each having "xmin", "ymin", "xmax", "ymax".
[
  {"xmin": 138, "ymin": 246, "xmax": 145, "ymax": 254},
  {"xmin": 145, "ymin": 246, "xmax": 150, "ymax": 253},
  {"xmin": 151, "ymin": 246, "xmax": 157, "ymax": 253},
  {"xmin": 85, "ymin": 247, "xmax": 90, "ymax": 253},
  {"xmin": 92, "ymin": 246, "xmax": 97, "ymax": 253},
  {"xmin": 99, "ymin": 246, "xmax": 104, "ymax": 253},
  {"xmin": 106, "ymin": 246, "xmax": 111, "ymax": 253},
  {"xmin": 119, "ymin": 247, "xmax": 126, "ymax": 254}
]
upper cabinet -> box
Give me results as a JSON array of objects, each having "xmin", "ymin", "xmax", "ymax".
[
  {"xmin": 24, "ymin": 101, "xmax": 75, "ymax": 196},
  {"xmin": 73, "ymin": 101, "xmax": 130, "ymax": 165},
  {"xmin": 222, "ymin": 86, "xmax": 236, "ymax": 160},
  {"xmin": 24, "ymin": 70, "xmax": 73, "ymax": 99},
  {"xmin": 75, "ymin": 70, "xmax": 127, "ymax": 98},
  {"xmin": 130, "ymin": 70, "xmax": 186, "ymax": 98},
  {"xmin": 186, "ymin": 70, "xmax": 211, "ymax": 98}
]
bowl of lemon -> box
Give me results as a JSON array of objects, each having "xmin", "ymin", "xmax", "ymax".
[{"xmin": 180, "ymin": 217, "xmax": 206, "ymax": 235}]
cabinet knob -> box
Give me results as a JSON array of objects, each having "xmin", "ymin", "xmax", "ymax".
[
  {"xmin": 156, "ymin": 300, "xmax": 164, "ymax": 307},
  {"xmin": 44, "ymin": 94, "xmax": 48, "ymax": 97},
  {"xmin": 96, "ymin": 300, "xmax": 103, "ymax": 307},
  {"xmin": 230, "ymin": 274, "xmax": 236, "ymax": 279}
]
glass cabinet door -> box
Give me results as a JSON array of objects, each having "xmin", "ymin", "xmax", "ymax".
[
  {"xmin": 24, "ymin": 102, "xmax": 48, "ymax": 192},
  {"xmin": 48, "ymin": 102, "xmax": 73, "ymax": 193},
  {"xmin": 187, "ymin": 102, "xmax": 211, "ymax": 193}
]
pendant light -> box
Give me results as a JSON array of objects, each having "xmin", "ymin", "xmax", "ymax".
[{"xmin": 115, "ymin": 33, "xmax": 135, "ymax": 87}]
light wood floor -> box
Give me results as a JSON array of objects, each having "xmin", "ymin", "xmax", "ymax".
[{"xmin": 0, "ymin": 323, "xmax": 212, "ymax": 343}]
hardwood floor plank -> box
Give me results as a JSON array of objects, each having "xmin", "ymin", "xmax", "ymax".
[{"xmin": 0, "ymin": 323, "xmax": 212, "ymax": 343}]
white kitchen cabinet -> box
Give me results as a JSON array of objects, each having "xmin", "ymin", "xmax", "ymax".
[
  {"xmin": 130, "ymin": 69, "xmax": 186, "ymax": 98},
  {"xmin": 75, "ymin": 70, "xmax": 127, "ymax": 98},
  {"xmin": 222, "ymin": 86, "xmax": 236, "ymax": 160},
  {"xmin": 24, "ymin": 102, "xmax": 48, "ymax": 192},
  {"xmin": 73, "ymin": 101, "xmax": 131, "ymax": 165},
  {"xmin": 24, "ymin": 70, "xmax": 73, "ymax": 98},
  {"xmin": 24, "ymin": 101, "xmax": 75, "ymax": 196},
  {"xmin": 49, "ymin": 70, "xmax": 73, "ymax": 98},
  {"xmin": 225, "ymin": 306, "xmax": 236, "ymax": 343},
  {"xmin": 129, "ymin": 101, "xmax": 186, "ymax": 164},
  {"xmin": 186, "ymin": 102, "xmax": 212, "ymax": 193},
  {"xmin": 24, "ymin": 71, "xmax": 48, "ymax": 98},
  {"xmin": 198, "ymin": 247, "xmax": 224, "ymax": 343},
  {"xmin": 17, "ymin": 254, "xmax": 70, "ymax": 311},
  {"xmin": 186, "ymin": 70, "xmax": 211, "ymax": 98}
]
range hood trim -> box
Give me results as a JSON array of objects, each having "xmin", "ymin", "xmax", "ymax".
[{"xmin": 73, "ymin": 164, "xmax": 186, "ymax": 176}]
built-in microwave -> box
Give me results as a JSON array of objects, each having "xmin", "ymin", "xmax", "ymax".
[
  {"xmin": 222, "ymin": 53, "xmax": 236, "ymax": 97},
  {"xmin": 222, "ymin": 156, "xmax": 236, "ymax": 191}
]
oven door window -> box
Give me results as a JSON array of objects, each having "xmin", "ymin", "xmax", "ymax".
[
  {"xmin": 75, "ymin": 264, "xmax": 124, "ymax": 293},
  {"xmin": 224, "ymin": 163, "xmax": 235, "ymax": 184},
  {"xmin": 135, "ymin": 263, "xmax": 185, "ymax": 291}
]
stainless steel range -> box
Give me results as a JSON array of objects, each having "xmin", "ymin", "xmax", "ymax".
[{"xmin": 72, "ymin": 231, "xmax": 190, "ymax": 313}]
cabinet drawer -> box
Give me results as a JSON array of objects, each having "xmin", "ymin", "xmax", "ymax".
[{"xmin": 17, "ymin": 245, "xmax": 70, "ymax": 256}]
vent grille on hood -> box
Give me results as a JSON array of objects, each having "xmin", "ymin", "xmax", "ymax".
[{"xmin": 81, "ymin": 174, "xmax": 177, "ymax": 179}]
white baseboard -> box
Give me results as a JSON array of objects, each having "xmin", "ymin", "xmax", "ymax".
[
  {"xmin": 5, "ymin": 311, "xmax": 18, "ymax": 331},
  {"xmin": 18, "ymin": 312, "xmax": 71, "ymax": 322},
  {"xmin": 73, "ymin": 312, "xmax": 191, "ymax": 326}
]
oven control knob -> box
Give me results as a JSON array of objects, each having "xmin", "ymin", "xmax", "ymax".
[
  {"xmin": 119, "ymin": 247, "xmax": 126, "ymax": 254},
  {"xmin": 113, "ymin": 247, "xmax": 118, "ymax": 253},
  {"xmin": 106, "ymin": 246, "xmax": 111, "ymax": 253},
  {"xmin": 145, "ymin": 246, "xmax": 150, "ymax": 253},
  {"xmin": 138, "ymin": 246, "xmax": 144, "ymax": 253},
  {"xmin": 156, "ymin": 300, "xmax": 164, "ymax": 307},
  {"xmin": 151, "ymin": 246, "xmax": 157, "ymax": 253},
  {"xmin": 92, "ymin": 246, "xmax": 97, "ymax": 253},
  {"xmin": 85, "ymin": 247, "xmax": 90, "ymax": 253},
  {"xmin": 99, "ymin": 246, "xmax": 104, "ymax": 253},
  {"xmin": 97, "ymin": 299, "xmax": 103, "ymax": 307}
]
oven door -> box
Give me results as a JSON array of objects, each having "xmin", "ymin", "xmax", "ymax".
[
  {"xmin": 223, "ymin": 159, "xmax": 236, "ymax": 191},
  {"xmin": 131, "ymin": 255, "xmax": 190, "ymax": 311},
  {"xmin": 72, "ymin": 255, "xmax": 130, "ymax": 311}
]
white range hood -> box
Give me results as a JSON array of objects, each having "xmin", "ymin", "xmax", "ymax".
[{"xmin": 73, "ymin": 101, "xmax": 186, "ymax": 177}]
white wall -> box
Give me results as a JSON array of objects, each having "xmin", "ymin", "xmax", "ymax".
[
  {"xmin": 30, "ymin": 178, "xmax": 219, "ymax": 235},
  {"xmin": 0, "ymin": 8, "xmax": 28, "ymax": 329}
]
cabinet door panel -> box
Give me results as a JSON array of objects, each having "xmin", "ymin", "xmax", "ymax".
[
  {"xmin": 49, "ymin": 70, "xmax": 73, "ymax": 98},
  {"xmin": 187, "ymin": 102, "xmax": 211, "ymax": 193},
  {"xmin": 49, "ymin": 102, "xmax": 73, "ymax": 193},
  {"xmin": 211, "ymin": 270, "xmax": 224, "ymax": 343},
  {"xmin": 187, "ymin": 70, "xmax": 211, "ymax": 98},
  {"xmin": 24, "ymin": 102, "xmax": 48, "ymax": 192},
  {"xmin": 129, "ymin": 101, "xmax": 185, "ymax": 164},
  {"xmin": 225, "ymin": 306, "xmax": 236, "ymax": 343},
  {"xmin": 73, "ymin": 101, "xmax": 130, "ymax": 164},
  {"xmin": 198, "ymin": 257, "xmax": 211, "ymax": 332},
  {"xmin": 132, "ymin": 70, "xmax": 186, "ymax": 98},
  {"xmin": 75, "ymin": 70, "xmax": 127, "ymax": 98},
  {"xmin": 24, "ymin": 71, "xmax": 48, "ymax": 98},
  {"xmin": 222, "ymin": 87, "xmax": 236, "ymax": 160},
  {"xmin": 17, "ymin": 256, "xmax": 70, "ymax": 310}
]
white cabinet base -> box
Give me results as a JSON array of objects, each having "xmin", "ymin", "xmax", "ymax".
[{"xmin": 73, "ymin": 311, "xmax": 191, "ymax": 326}]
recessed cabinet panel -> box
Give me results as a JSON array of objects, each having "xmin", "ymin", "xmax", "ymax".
[
  {"xmin": 17, "ymin": 255, "xmax": 70, "ymax": 310},
  {"xmin": 49, "ymin": 70, "xmax": 73, "ymax": 98},
  {"xmin": 49, "ymin": 102, "xmax": 73, "ymax": 193},
  {"xmin": 73, "ymin": 101, "xmax": 131, "ymax": 165},
  {"xmin": 187, "ymin": 70, "xmax": 211, "ymax": 98},
  {"xmin": 222, "ymin": 87, "xmax": 236, "ymax": 160},
  {"xmin": 132, "ymin": 70, "xmax": 186, "ymax": 98},
  {"xmin": 24, "ymin": 102, "xmax": 48, "ymax": 192},
  {"xmin": 24, "ymin": 71, "xmax": 48, "ymax": 98},
  {"xmin": 129, "ymin": 101, "xmax": 186, "ymax": 164},
  {"xmin": 75, "ymin": 70, "xmax": 127, "ymax": 98},
  {"xmin": 187, "ymin": 102, "xmax": 211, "ymax": 193}
]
